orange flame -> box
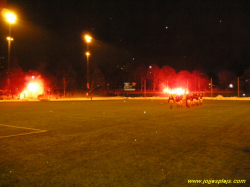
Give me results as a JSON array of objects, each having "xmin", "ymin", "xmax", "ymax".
[
  {"xmin": 20, "ymin": 76, "xmax": 44, "ymax": 99},
  {"xmin": 163, "ymin": 87, "xmax": 188, "ymax": 95}
]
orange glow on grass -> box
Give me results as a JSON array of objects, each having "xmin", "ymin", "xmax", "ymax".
[{"xmin": 163, "ymin": 87, "xmax": 188, "ymax": 95}]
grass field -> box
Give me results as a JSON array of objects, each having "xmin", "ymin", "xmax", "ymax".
[{"xmin": 0, "ymin": 99, "xmax": 250, "ymax": 187}]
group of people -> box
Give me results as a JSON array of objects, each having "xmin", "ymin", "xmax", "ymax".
[{"xmin": 168, "ymin": 93, "xmax": 203, "ymax": 109}]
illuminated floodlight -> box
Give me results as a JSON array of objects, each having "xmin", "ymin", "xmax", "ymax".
[
  {"xmin": 6, "ymin": 37, "xmax": 13, "ymax": 41},
  {"xmin": 229, "ymin": 84, "xmax": 233, "ymax": 88},
  {"xmin": 32, "ymin": 76, "xmax": 34, "ymax": 79},
  {"xmin": 85, "ymin": 35, "xmax": 92, "ymax": 43},
  {"xmin": 5, "ymin": 12, "xmax": 17, "ymax": 24},
  {"xmin": 86, "ymin": 52, "xmax": 90, "ymax": 56}
]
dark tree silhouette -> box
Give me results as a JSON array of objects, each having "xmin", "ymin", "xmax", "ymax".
[
  {"xmin": 159, "ymin": 65, "xmax": 177, "ymax": 89},
  {"xmin": 130, "ymin": 63, "xmax": 148, "ymax": 92},
  {"xmin": 218, "ymin": 70, "xmax": 237, "ymax": 91},
  {"xmin": 147, "ymin": 64, "xmax": 160, "ymax": 92},
  {"xmin": 176, "ymin": 70, "xmax": 191, "ymax": 89},
  {"xmin": 55, "ymin": 60, "xmax": 77, "ymax": 97}
]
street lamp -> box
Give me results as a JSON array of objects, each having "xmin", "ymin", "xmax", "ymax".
[
  {"xmin": 3, "ymin": 11, "xmax": 16, "ymax": 97},
  {"xmin": 85, "ymin": 35, "xmax": 92, "ymax": 44},
  {"xmin": 86, "ymin": 51, "xmax": 90, "ymax": 95},
  {"xmin": 84, "ymin": 35, "xmax": 92, "ymax": 95},
  {"xmin": 4, "ymin": 11, "xmax": 16, "ymax": 72},
  {"xmin": 6, "ymin": 37, "xmax": 13, "ymax": 72}
]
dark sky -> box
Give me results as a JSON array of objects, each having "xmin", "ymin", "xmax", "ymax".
[{"xmin": 1, "ymin": 0, "xmax": 250, "ymax": 77}]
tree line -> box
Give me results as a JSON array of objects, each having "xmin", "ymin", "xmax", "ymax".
[{"xmin": 1, "ymin": 59, "xmax": 250, "ymax": 97}]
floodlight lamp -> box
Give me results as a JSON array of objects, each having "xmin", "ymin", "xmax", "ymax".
[
  {"xmin": 5, "ymin": 12, "xmax": 16, "ymax": 24},
  {"xmin": 85, "ymin": 35, "xmax": 92, "ymax": 43},
  {"xmin": 6, "ymin": 37, "xmax": 13, "ymax": 41}
]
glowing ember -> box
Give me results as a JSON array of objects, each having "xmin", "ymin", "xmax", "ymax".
[{"xmin": 163, "ymin": 87, "xmax": 188, "ymax": 95}]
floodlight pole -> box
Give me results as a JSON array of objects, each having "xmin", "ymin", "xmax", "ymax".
[
  {"xmin": 86, "ymin": 46, "xmax": 90, "ymax": 90},
  {"xmin": 84, "ymin": 35, "xmax": 92, "ymax": 97},
  {"xmin": 7, "ymin": 24, "xmax": 13, "ymax": 97},
  {"xmin": 7, "ymin": 24, "xmax": 11, "ymax": 72},
  {"xmin": 5, "ymin": 11, "xmax": 16, "ymax": 98}
]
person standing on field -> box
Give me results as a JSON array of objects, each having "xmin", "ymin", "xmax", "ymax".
[
  {"xmin": 168, "ymin": 95, "xmax": 174, "ymax": 109},
  {"xmin": 199, "ymin": 93, "xmax": 203, "ymax": 105},
  {"xmin": 186, "ymin": 94, "xmax": 191, "ymax": 108},
  {"xmin": 190, "ymin": 94, "xmax": 194, "ymax": 106},
  {"xmin": 179, "ymin": 95, "xmax": 183, "ymax": 107},
  {"xmin": 176, "ymin": 95, "xmax": 181, "ymax": 108}
]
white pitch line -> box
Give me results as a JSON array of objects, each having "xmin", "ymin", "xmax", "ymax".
[{"xmin": 0, "ymin": 124, "xmax": 47, "ymax": 139}]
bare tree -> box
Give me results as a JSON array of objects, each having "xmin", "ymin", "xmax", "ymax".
[
  {"xmin": 130, "ymin": 63, "xmax": 147, "ymax": 92},
  {"xmin": 159, "ymin": 65, "xmax": 177, "ymax": 89},
  {"xmin": 55, "ymin": 60, "xmax": 77, "ymax": 97},
  {"xmin": 191, "ymin": 70, "xmax": 209, "ymax": 92},
  {"xmin": 89, "ymin": 62, "xmax": 105, "ymax": 94},
  {"xmin": 218, "ymin": 70, "xmax": 236, "ymax": 91},
  {"xmin": 176, "ymin": 70, "xmax": 191, "ymax": 89},
  {"xmin": 243, "ymin": 67, "xmax": 250, "ymax": 92},
  {"xmin": 147, "ymin": 64, "xmax": 160, "ymax": 92},
  {"xmin": 9, "ymin": 66, "xmax": 26, "ymax": 97}
]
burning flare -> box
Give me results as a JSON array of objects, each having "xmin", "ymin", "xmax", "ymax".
[
  {"xmin": 163, "ymin": 87, "xmax": 188, "ymax": 95},
  {"xmin": 20, "ymin": 76, "xmax": 44, "ymax": 99}
]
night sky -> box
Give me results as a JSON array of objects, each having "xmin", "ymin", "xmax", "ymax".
[{"xmin": 1, "ymin": 0, "xmax": 250, "ymax": 78}]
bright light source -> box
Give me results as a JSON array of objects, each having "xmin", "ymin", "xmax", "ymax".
[
  {"xmin": 163, "ymin": 88, "xmax": 187, "ymax": 95},
  {"xmin": 28, "ymin": 83, "xmax": 39, "ymax": 93},
  {"xmin": 20, "ymin": 75, "xmax": 44, "ymax": 99},
  {"xmin": 6, "ymin": 37, "xmax": 13, "ymax": 41},
  {"xmin": 85, "ymin": 35, "xmax": 92, "ymax": 43},
  {"xmin": 149, "ymin": 66, "xmax": 152, "ymax": 69},
  {"xmin": 20, "ymin": 90, "xmax": 27, "ymax": 99},
  {"xmin": 229, "ymin": 84, "xmax": 233, "ymax": 88},
  {"xmin": 86, "ymin": 52, "xmax": 90, "ymax": 56},
  {"xmin": 5, "ymin": 12, "xmax": 16, "ymax": 24},
  {"xmin": 243, "ymin": 93, "xmax": 246, "ymax": 96}
]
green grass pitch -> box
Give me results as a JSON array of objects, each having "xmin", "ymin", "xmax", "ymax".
[{"xmin": 0, "ymin": 99, "xmax": 250, "ymax": 186}]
